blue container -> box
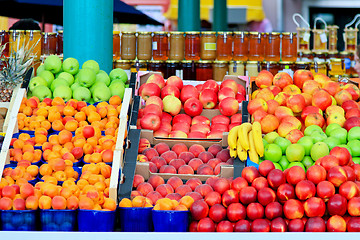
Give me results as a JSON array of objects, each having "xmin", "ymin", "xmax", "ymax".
[
  {"xmin": 78, "ymin": 209, "xmax": 116, "ymax": 232},
  {"xmin": 19, "ymin": 130, "xmax": 35, "ymax": 135},
  {"xmin": 152, "ymin": 210, "xmax": 189, "ymax": 232},
  {"xmin": 0, "ymin": 210, "xmax": 38, "ymax": 231},
  {"xmin": 119, "ymin": 207, "xmax": 153, "ymax": 232},
  {"xmin": 246, "ymin": 157, "xmax": 259, "ymax": 169},
  {"xmin": 4, "ymin": 164, "xmax": 40, "ymax": 185},
  {"xmin": 40, "ymin": 209, "xmax": 77, "ymax": 231}
]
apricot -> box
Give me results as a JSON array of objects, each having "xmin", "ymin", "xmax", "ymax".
[
  {"xmin": 43, "ymin": 176, "xmax": 58, "ymax": 186},
  {"xmin": 86, "ymin": 189, "xmax": 100, "ymax": 203},
  {"xmin": 91, "ymin": 152, "xmax": 102, "ymax": 164},
  {"xmin": 63, "ymin": 106, "xmax": 76, "ymax": 116},
  {"xmin": 132, "ymin": 196, "xmax": 147, "ymax": 208},
  {"xmin": 65, "ymin": 120, "xmax": 78, "ymax": 132},
  {"xmin": 49, "ymin": 158, "xmax": 66, "ymax": 172},
  {"xmin": 34, "ymin": 134, "xmax": 47, "ymax": 145},
  {"xmin": 109, "ymin": 95, "xmax": 122, "ymax": 106},
  {"xmin": 13, "ymin": 139, "xmax": 24, "ymax": 149},
  {"xmin": 83, "ymin": 143, "xmax": 94, "ymax": 155},
  {"xmin": 19, "ymin": 133, "xmax": 31, "ymax": 142},
  {"xmin": 63, "ymin": 142, "xmax": 75, "ymax": 152},
  {"xmin": 53, "ymin": 171, "xmax": 67, "ymax": 182},
  {"xmin": 88, "ymin": 111, "xmax": 101, "ymax": 123},
  {"xmin": 39, "ymin": 195, "xmax": 52, "ymax": 209},
  {"xmin": 79, "ymin": 196, "xmax": 94, "ymax": 210},
  {"xmin": 40, "ymin": 120, "xmax": 51, "ymax": 130},
  {"xmin": 48, "ymin": 135, "xmax": 60, "ymax": 145},
  {"xmin": 48, "ymin": 111, "xmax": 61, "ymax": 122},
  {"xmin": 78, "ymin": 121, "xmax": 89, "ymax": 127},
  {"xmin": 52, "ymin": 196, "xmax": 67, "ymax": 210},
  {"xmin": 75, "ymin": 111, "xmax": 86, "ymax": 122},
  {"xmin": 119, "ymin": 198, "xmax": 132, "ymax": 208},
  {"xmin": 52, "ymin": 96, "xmax": 65, "ymax": 106},
  {"xmin": 102, "ymin": 198, "xmax": 116, "ymax": 211},
  {"xmin": 77, "ymin": 179, "xmax": 89, "ymax": 190},
  {"xmin": 94, "ymin": 181, "xmax": 106, "ymax": 192},
  {"xmin": 58, "ymin": 130, "xmax": 73, "ymax": 145},
  {"xmin": 157, "ymin": 198, "xmax": 173, "ymax": 210},
  {"xmin": 25, "ymin": 195, "xmax": 38, "ymax": 210},
  {"xmin": 26, "ymin": 165, "xmax": 39, "ymax": 177},
  {"xmin": 67, "ymin": 195, "xmax": 79, "ymax": 210},
  {"xmin": 179, "ymin": 196, "xmax": 194, "ymax": 209},
  {"xmin": 62, "ymin": 179, "xmax": 76, "ymax": 188}
]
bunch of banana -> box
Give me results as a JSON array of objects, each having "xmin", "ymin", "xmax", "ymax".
[{"xmin": 228, "ymin": 121, "xmax": 264, "ymax": 164}]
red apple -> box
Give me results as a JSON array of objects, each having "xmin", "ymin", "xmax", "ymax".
[
  {"xmin": 273, "ymin": 72, "xmax": 293, "ymax": 89},
  {"xmin": 146, "ymin": 96, "xmax": 164, "ymax": 110},
  {"xmin": 199, "ymin": 89, "xmax": 218, "ymax": 109},
  {"xmin": 218, "ymin": 87, "xmax": 236, "ymax": 102},
  {"xmin": 344, "ymin": 116, "xmax": 360, "ymax": 131},
  {"xmin": 202, "ymin": 80, "xmax": 219, "ymax": 93},
  {"xmin": 166, "ymin": 76, "xmax": 183, "ymax": 90},
  {"xmin": 219, "ymin": 97, "xmax": 239, "ymax": 116},
  {"xmin": 141, "ymin": 83, "xmax": 161, "ymax": 100},
  {"xmin": 140, "ymin": 113, "xmax": 161, "ymax": 131},
  {"xmin": 312, "ymin": 89, "xmax": 332, "ymax": 111},
  {"xmin": 184, "ymin": 98, "xmax": 203, "ymax": 117},
  {"xmin": 293, "ymin": 70, "xmax": 314, "ymax": 89},
  {"xmin": 143, "ymin": 104, "xmax": 162, "ymax": 118},
  {"xmin": 180, "ymin": 85, "xmax": 199, "ymax": 103},
  {"xmin": 146, "ymin": 73, "xmax": 165, "ymax": 89},
  {"xmin": 160, "ymin": 85, "xmax": 180, "ymax": 99},
  {"xmin": 221, "ymin": 79, "xmax": 239, "ymax": 93}
]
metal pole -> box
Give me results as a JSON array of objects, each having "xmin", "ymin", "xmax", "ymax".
[
  {"xmin": 178, "ymin": 0, "xmax": 200, "ymax": 31},
  {"xmin": 213, "ymin": 0, "xmax": 227, "ymax": 31},
  {"xmin": 63, "ymin": 0, "xmax": 113, "ymax": 73}
]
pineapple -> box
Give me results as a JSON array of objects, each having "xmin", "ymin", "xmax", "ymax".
[{"xmin": 0, "ymin": 39, "xmax": 38, "ymax": 102}]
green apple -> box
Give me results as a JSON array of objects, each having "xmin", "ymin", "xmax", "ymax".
[
  {"xmin": 57, "ymin": 72, "xmax": 74, "ymax": 86},
  {"xmin": 73, "ymin": 87, "xmax": 92, "ymax": 102},
  {"xmin": 109, "ymin": 68, "xmax": 128, "ymax": 84},
  {"xmin": 27, "ymin": 90, "xmax": 32, "ymax": 98},
  {"xmin": 297, "ymin": 136, "xmax": 314, "ymax": 156},
  {"xmin": 38, "ymin": 70, "xmax": 54, "ymax": 87},
  {"xmin": 82, "ymin": 60, "xmax": 100, "ymax": 74},
  {"xmin": 55, "ymin": 69, "xmax": 63, "ymax": 78},
  {"xmin": 77, "ymin": 68, "xmax": 96, "ymax": 88},
  {"xmin": 329, "ymin": 127, "xmax": 347, "ymax": 144},
  {"xmin": 71, "ymin": 82, "xmax": 81, "ymax": 92},
  {"xmin": 92, "ymin": 85, "xmax": 111, "ymax": 102},
  {"xmin": 353, "ymin": 157, "xmax": 360, "ymax": 164},
  {"xmin": 274, "ymin": 137, "xmax": 291, "ymax": 155},
  {"xmin": 36, "ymin": 64, "xmax": 45, "ymax": 75},
  {"xmin": 90, "ymin": 82, "xmax": 107, "ymax": 94},
  {"xmin": 311, "ymin": 131, "xmax": 327, "ymax": 143},
  {"xmin": 310, "ymin": 142, "xmax": 329, "ymax": 161},
  {"xmin": 273, "ymin": 162, "xmax": 282, "ymax": 171},
  {"xmin": 50, "ymin": 78, "xmax": 69, "ymax": 92},
  {"xmin": 53, "ymin": 85, "xmax": 72, "ymax": 102},
  {"xmin": 325, "ymin": 123, "xmax": 342, "ymax": 136},
  {"xmin": 286, "ymin": 144, "xmax": 305, "ymax": 162},
  {"xmin": 304, "ymin": 125, "xmax": 323, "ymax": 136},
  {"xmin": 109, "ymin": 81, "xmax": 125, "ymax": 100},
  {"xmin": 44, "ymin": 55, "xmax": 62, "ymax": 74},
  {"xmin": 125, "ymin": 84, "xmax": 129, "ymax": 88},
  {"xmin": 287, "ymin": 162, "xmax": 306, "ymax": 171},
  {"xmin": 347, "ymin": 139, "xmax": 360, "ymax": 157},
  {"xmin": 322, "ymin": 137, "xmax": 341, "ymax": 150},
  {"xmin": 279, "ymin": 155, "xmax": 289, "ymax": 170},
  {"xmin": 28, "ymin": 76, "xmax": 48, "ymax": 92},
  {"xmin": 88, "ymin": 99, "xmax": 95, "ymax": 105},
  {"xmin": 302, "ymin": 156, "xmax": 314, "ymax": 170},
  {"xmin": 348, "ymin": 126, "xmax": 360, "ymax": 141},
  {"xmin": 262, "ymin": 138, "xmax": 268, "ymax": 149},
  {"xmin": 96, "ymin": 71, "xmax": 111, "ymax": 86},
  {"xmin": 32, "ymin": 85, "xmax": 52, "ymax": 101},
  {"xmin": 264, "ymin": 132, "xmax": 280, "ymax": 144},
  {"xmin": 62, "ymin": 57, "xmax": 80, "ymax": 75},
  {"xmin": 338, "ymin": 144, "xmax": 353, "ymax": 156},
  {"xmin": 264, "ymin": 144, "xmax": 282, "ymax": 163}
]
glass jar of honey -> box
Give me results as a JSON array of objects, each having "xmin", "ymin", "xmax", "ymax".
[
  {"xmin": 328, "ymin": 58, "xmax": 345, "ymax": 76},
  {"xmin": 25, "ymin": 30, "xmax": 41, "ymax": 59},
  {"xmin": 0, "ymin": 31, "xmax": 9, "ymax": 57},
  {"xmin": 261, "ymin": 61, "xmax": 279, "ymax": 76},
  {"xmin": 279, "ymin": 61, "xmax": 295, "ymax": 77},
  {"xmin": 327, "ymin": 25, "xmax": 338, "ymax": 52},
  {"xmin": 298, "ymin": 50, "xmax": 314, "ymax": 62},
  {"xmin": 297, "ymin": 27, "xmax": 310, "ymax": 51},
  {"xmin": 112, "ymin": 31, "xmax": 120, "ymax": 60},
  {"xmin": 114, "ymin": 60, "xmax": 131, "ymax": 70},
  {"xmin": 313, "ymin": 51, "xmax": 327, "ymax": 63},
  {"xmin": 312, "ymin": 29, "xmax": 328, "ymax": 52},
  {"xmin": 233, "ymin": 31, "xmax": 248, "ymax": 61},
  {"xmin": 246, "ymin": 61, "xmax": 261, "ymax": 77},
  {"xmin": 344, "ymin": 28, "xmax": 358, "ymax": 52},
  {"xmin": 121, "ymin": 32, "xmax": 136, "ymax": 60},
  {"xmin": 281, "ymin": 32, "xmax": 297, "ymax": 62},
  {"xmin": 181, "ymin": 60, "xmax": 196, "ymax": 80},
  {"xmin": 57, "ymin": 30, "xmax": 63, "ymax": 55},
  {"xmin": 294, "ymin": 62, "xmax": 310, "ymax": 71},
  {"xmin": 169, "ymin": 32, "xmax": 184, "ymax": 61},
  {"xmin": 148, "ymin": 60, "xmax": 165, "ymax": 75},
  {"xmin": 200, "ymin": 32, "xmax": 217, "ymax": 60},
  {"xmin": 327, "ymin": 51, "xmax": 339, "ymax": 60},
  {"xmin": 164, "ymin": 60, "xmax": 181, "ymax": 79},
  {"xmin": 9, "ymin": 30, "xmax": 25, "ymax": 54},
  {"xmin": 41, "ymin": 32, "xmax": 57, "ymax": 56},
  {"xmin": 137, "ymin": 32, "xmax": 152, "ymax": 61},
  {"xmin": 264, "ymin": 32, "xmax": 280, "ymax": 62},
  {"xmin": 310, "ymin": 62, "xmax": 327, "ymax": 75},
  {"xmin": 185, "ymin": 32, "xmax": 200, "ymax": 61},
  {"xmin": 196, "ymin": 60, "xmax": 213, "ymax": 81},
  {"xmin": 216, "ymin": 32, "xmax": 233, "ymax": 61},
  {"xmin": 153, "ymin": 32, "xmax": 169, "ymax": 61},
  {"xmin": 213, "ymin": 61, "xmax": 228, "ymax": 81},
  {"xmin": 248, "ymin": 32, "xmax": 265, "ymax": 61},
  {"xmin": 229, "ymin": 61, "xmax": 245, "ymax": 76},
  {"xmin": 130, "ymin": 60, "xmax": 148, "ymax": 73}
]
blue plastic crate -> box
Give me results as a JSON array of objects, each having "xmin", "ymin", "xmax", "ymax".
[
  {"xmin": 152, "ymin": 210, "xmax": 189, "ymax": 232},
  {"xmin": 0, "ymin": 210, "xmax": 38, "ymax": 231},
  {"xmin": 40, "ymin": 209, "xmax": 77, "ymax": 231},
  {"xmin": 77, "ymin": 209, "xmax": 116, "ymax": 232},
  {"xmin": 119, "ymin": 207, "xmax": 153, "ymax": 232}
]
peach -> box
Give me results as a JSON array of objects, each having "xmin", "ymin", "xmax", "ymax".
[
  {"xmin": 52, "ymin": 195, "xmax": 67, "ymax": 210},
  {"xmin": 59, "ymin": 130, "xmax": 73, "ymax": 145},
  {"xmin": 20, "ymin": 183, "xmax": 34, "ymax": 199},
  {"xmin": 25, "ymin": 195, "xmax": 39, "ymax": 210},
  {"xmin": 39, "ymin": 195, "xmax": 52, "ymax": 209},
  {"xmin": 42, "ymin": 183, "xmax": 59, "ymax": 198},
  {"xmin": 13, "ymin": 198, "xmax": 26, "ymax": 210},
  {"xmin": 79, "ymin": 196, "xmax": 95, "ymax": 210},
  {"xmin": 67, "ymin": 195, "xmax": 79, "ymax": 210},
  {"xmin": 49, "ymin": 158, "xmax": 66, "ymax": 171}
]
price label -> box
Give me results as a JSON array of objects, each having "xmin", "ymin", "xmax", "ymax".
[
  {"xmin": 152, "ymin": 42, "xmax": 158, "ymax": 50},
  {"xmin": 204, "ymin": 43, "xmax": 216, "ymax": 51},
  {"xmin": 303, "ymin": 32, "xmax": 310, "ymax": 42},
  {"xmin": 320, "ymin": 33, "xmax": 327, "ymax": 43}
]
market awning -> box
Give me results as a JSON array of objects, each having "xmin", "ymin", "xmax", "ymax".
[{"xmin": 164, "ymin": 0, "xmax": 265, "ymax": 23}]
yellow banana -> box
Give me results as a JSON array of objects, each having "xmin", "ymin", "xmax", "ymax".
[
  {"xmin": 252, "ymin": 121, "xmax": 264, "ymax": 157},
  {"xmin": 237, "ymin": 137, "xmax": 248, "ymax": 161},
  {"xmin": 230, "ymin": 148, "xmax": 237, "ymax": 158},
  {"xmin": 248, "ymin": 130, "xmax": 259, "ymax": 164},
  {"xmin": 238, "ymin": 123, "xmax": 252, "ymax": 151},
  {"xmin": 228, "ymin": 125, "xmax": 240, "ymax": 150}
]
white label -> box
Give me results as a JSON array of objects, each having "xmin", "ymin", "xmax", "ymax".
[
  {"xmin": 152, "ymin": 42, "xmax": 158, "ymax": 50},
  {"xmin": 125, "ymin": 69, "xmax": 131, "ymax": 79},
  {"xmin": 320, "ymin": 33, "xmax": 327, "ymax": 43},
  {"xmin": 303, "ymin": 32, "xmax": 310, "ymax": 42},
  {"xmin": 176, "ymin": 69, "xmax": 183, "ymax": 79}
]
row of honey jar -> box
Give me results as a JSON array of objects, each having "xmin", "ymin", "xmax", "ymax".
[
  {"xmin": 0, "ymin": 30, "xmax": 63, "ymax": 59},
  {"xmin": 113, "ymin": 31, "xmax": 298, "ymax": 62},
  {"xmin": 114, "ymin": 59, "xmax": 358, "ymax": 82}
]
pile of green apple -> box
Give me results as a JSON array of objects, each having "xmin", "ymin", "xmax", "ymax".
[
  {"xmin": 28, "ymin": 55, "xmax": 128, "ymax": 103},
  {"xmin": 260, "ymin": 123, "xmax": 360, "ymax": 171}
]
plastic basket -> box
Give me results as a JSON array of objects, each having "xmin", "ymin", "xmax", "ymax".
[
  {"xmin": 40, "ymin": 209, "xmax": 77, "ymax": 231},
  {"xmin": 152, "ymin": 210, "xmax": 189, "ymax": 232},
  {"xmin": 119, "ymin": 207, "xmax": 153, "ymax": 232},
  {"xmin": 78, "ymin": 209, "xmax": 116, "ymax": 232},
  {"xmin": 0, "ymin": 210, "xmax": 37, "ymax": 231}
]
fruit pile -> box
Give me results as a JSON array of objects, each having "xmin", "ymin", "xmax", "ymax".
[
  {"xmin": 29, "ymin": 55, "xmax": 127, "ymax": 103},
  {"xmin": 137, "ymin": 140, "xmax": 232, "ymax": 175},
  {"xmin": 138, "ymin": 74, "xmax": 245, "ymax": 138},
  {"xmin": 187, "ymin": 161, "xmax": 360, "ymax": 232},
  {"xmin": 248, "ymin": 70, "xmax": 360, "ymax": 143}
]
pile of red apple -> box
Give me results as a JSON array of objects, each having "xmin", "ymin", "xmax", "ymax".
[
  {"xmin": 137, "ymin": 74, "xmax": 245, "ymax": 138},
  {"xmin": 248, "ymin": 70, "xmax": 360, "ymax": 142},
  {"xmin": 188, "ymin": 159, "xmax": 360, "ymax": 232},
  {"xmin": 137, "ymin": 140, "xmax": 233, "ymax": 175}
]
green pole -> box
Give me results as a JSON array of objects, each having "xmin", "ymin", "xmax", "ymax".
[
  {"xmin": 63, "ymin": 0, "xmax": 113, "ymax": 73},
  {"xmin": 178, "ymin": 0, "xmax": 200, "ymax": 31},
  {"xmin": 213, "ymin": 0, "xmax": 228, "ymax": 31}
]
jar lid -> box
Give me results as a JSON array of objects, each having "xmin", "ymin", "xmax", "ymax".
[
  {"xmin": 340, "ymin": 51, "xmax": 351, "ymax": 55},
  {"xmin": 302, "ymin": 50, "xmax": 313, "ymax": 55},
  {"xmin": 41, "ymin": 32, "xmax": 57, "ymax": 35},
  {"xmin": 230, "ymin": 60, "xmax": 244, "ymax": 64},
  {"xmin": 344, "ymin": 28, "xmax": 359, "ymax": 32},
  {"xmin": 328, "ymin": 51, "xmax": 339, "ymax": 55},
  {"xmin": 122, "ymin": 31, "xmax": 136, "ymax": 34},
  {"xmin": 170, "ymin": 31, "xmax": 184, "ymax": 35},
  {"xmin": 149, "ymin": 60, "xmax": 164, "ymax": 63},
  {"xmin": 132, "ymin": 60, "xmax": 148, "ymax": 63},
  {"xmin": 201, "ymin": 31, "xmax": 216, "ymax": 35},
  {"xmin": 311, "ymin": 62, "xmax": 327, "ymax": 65},
  {"xmin": 181, "ymin": 60, "xmax": 194, "ymax": 63},
  {"xmin": 213, "ymin": 60, "xmax": 228, "ymax": 64},
  {"xmin": 115, "ymin": 60, "xmax": 131, "ymax": 63},
  {"xmin": 330, "ymin": 58, "xmax": 342, "ymax": 62},
  {"xmin": 279, "ymin": 61, "xmax": 295, "ymax": 64},
  {"xmin": 166, "ymin": 60, "xmax": 180, "ymax": 63},
  {"xmin": 262, "ymin": 61, "xmax": 279, "ymax": 64},
  {"xmin": 113, "ymin": 31, "xmax": 120, "ymax": 34},
  {"xmin": 282, "ymin": 32, "xmax": 297, "ymax": 35},
  {"xmin": 312, "ymin": 29, "xmax": 328, "ymax": 33},
  {"xmin": 25, "ymin": 30, "xmax": 40, "ymax": 33},
  {"xmin": 247, "ymin": 61, "xmax": 260, "ymax": 64},
  {"xmin": 9, "ymin": 30, "xmax": 24, "ymax": 32},
  {"xmin": 233, "ymin": 31, "xmax": 248, "ymax": 35},
  {"xmin": 58, "ymin": 30, "xmax": 63, "ymax": 33},
  {"xmin": 138, "ymin": 31, "xmax": 151, "ymax": 35},
  {"xmin": 266, "ymin": 32, "xmax": 280, "ymax": 35},
  {"xmin": 327, "ymin": 25, "xmax": 339, "ymax": 30},
  {"xmin": 185, "ymin": 31, "xmax": 200, "ymax": 34},
  {"xmin": 249, "ymin": 31, "xmax": 260, "ymax": 35},
  {"xmin": 154, "ymin": 31, "xmax": 168, "ymax": 34},
  {"xmin": 197, "ymin": 60, "xmax": 213, "ymax": 64},
  {"xmin": 295, "ymin": 61, "xmax": 311, "ymax": 64},
  {"xmin": 217, "ymin": 31, "xmax": 232, "ymax": 35},
  {"xmin": 313, "ymin": 51, "xmax": 328, "ymax": 55}
]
